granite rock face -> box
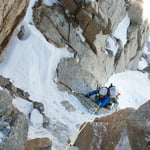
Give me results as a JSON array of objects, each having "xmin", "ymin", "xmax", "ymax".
[
  {"xmin": 74, "ymin": 100, "xmax": 150, "ymax": 150},
  {"xmin": 0, "ymin": 89, "xmax": 28, "ymax": 150},
  {"xmin": 25, "ymin": 138, "xmax": 52, "ymax": 150},
  {"xmin": 126, "ymin": 100, "xmax": 150, "ymax": 150},
  {"xmin": 0, "ymin": 0, "xmax": 29, "ymax": 61},
  {"xmin": 74, "ymin": 108, "xmax": 134, "ymax": 150},
  {"xmin": 33, "ymin": 0, "xmax": 149, "ymax": 94}
]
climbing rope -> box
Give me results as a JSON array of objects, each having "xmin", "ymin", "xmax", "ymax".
[{"xmin": 64, "ymin": 105, "xmax": 100, "ymax": 150}]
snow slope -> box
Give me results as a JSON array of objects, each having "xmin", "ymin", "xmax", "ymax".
[{"xmin": 0, "ymin": 0, "xmax": 150, "ymax": 150}]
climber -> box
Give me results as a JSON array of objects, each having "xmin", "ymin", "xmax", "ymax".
[{"xmin": 85, "ymin": 84, "xmax": 119, "ymax": 108}]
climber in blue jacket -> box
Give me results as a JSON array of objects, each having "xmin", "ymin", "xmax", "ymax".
[{"xmin": 85, "ymin": 84, "xmax": 119, "ymax": 107}]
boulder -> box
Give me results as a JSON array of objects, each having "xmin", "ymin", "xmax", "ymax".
[
  {"xmin": 127, "ymin": 0, "xmax": 143, "ymax": 25},
  {"xmin": 143, "ymin": 65, "xmax": 150, "ymax": 73},
  {"xmin": 33, "ymin": 102, "xmax": 44, "ymax": 114},
  {"xmin": 0, "ymin": 0, "xmax": 29, "ymax": 61},
  {"xmin": 0, "ymin": 75, "xmax": 10, "ymax": 87},
  {"xmin": 0, "ymin": 89, "xmax": 28, "ymax": 150},
  {"xmin": 83, "ymin": 16, "xmax": 103, "ymax": 54},
  {"xmin": 76, "ymin": 8, "xmax": 92, "ymax": 30},
  {"xmin": 58, "ymin": 0, "xmax": 78, "ymax": 14},
  {"xmin": 1, "ymin": 113, "xmax": 28, "ymax": 150},
  {"xmin": 74, "ymin": 108, "xmax": 134, "ymax": 150},
  {"xmin": 126, "ymin": 100, "xmax": 150, "ymax": 150},
  {"xmin": 74, "ymin": 100, "xmax": 150, "ymax": 150},
  {"xmin": 0, "ymin": 90, "xmax": 13, "ymax": 116},
  {"xmin": 25, "ymin": 138, "xmax": 52, "ymax": 150}
]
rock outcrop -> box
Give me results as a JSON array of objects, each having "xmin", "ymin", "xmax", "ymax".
[
  {"xmin": 25, "ymin": 138, "xmax": 52, "ymax": 150},
  {"xmin": 74, "ymin": 100, "xmax": 150, "ymax": 150},
  {"xmin": 0, "ymin": 76, "xmax": 54, "ymax": 150},
  {"xmin": 0, "ymin": 89, "xmax": 28, "ymax": 150},
  {"xmin": 0, "ymin": 0, "xmax": 29, "ymax": 61},
  {"xmin": 33, "ymin": 0, "xmax": 149, "ymax": 94},
  {"xmin": 126, "ymin": 100, "xmax": 150, "ymax": 150},
  {"xmin": 74, "ymin": 108, "xmax": 134, "ymax": 150},
  {"xmin": 0, "ymin": 75, "xmax": 49, "ymax": 128}
]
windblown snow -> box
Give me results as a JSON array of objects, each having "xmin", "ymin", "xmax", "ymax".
[{"xmin": 0, "ymin": 0, "xmax": 150, "ymax": 150}]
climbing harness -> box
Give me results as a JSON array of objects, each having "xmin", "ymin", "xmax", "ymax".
[{"xmin": 64, "ymin": 105, "xmax": 100, "ymax": 150}]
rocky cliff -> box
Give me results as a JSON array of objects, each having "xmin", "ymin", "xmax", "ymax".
[
  {"xmin": 74, "ymin": 100, "xmax": 150, "ymax": 150},
  {"xmin": 0, "ymin": 89, "xmax": 28, "ymax": 150},
  {"xmin": 0, "ymin": 75, "xmax": 52, "ymax": 150},
  {"xmin": 33, "ymin": 0, "xmax": 149, "ymax": 93},
  {"xmin": 0, "ymin": 0, "xmax": 150, "ymax": 150},
  {"xmin": 0, "ymin": 0, "xmax": 29, "ymax": 61}
]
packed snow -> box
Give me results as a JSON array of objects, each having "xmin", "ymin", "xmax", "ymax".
[
  {"xmin": 0, "ymin": 0, "xmax": 150, "ymax": 150},
  {"xmin": 106, "ymin": 36, "xmax": 119, "ymax": 55},
  {"xmin": 106, "ymin": 71, "xmax": 150, "ymax": 109},
  {"xmin": 142, "ymin": 0, "xmax": 150, "ymax": 24},
  {"xmin": 76, "ymin": 27, "xmax": 85, "ymax": 43},
  {"xmin": 113, "ymin": 13, "xmax": 130, "ymax": 47}
]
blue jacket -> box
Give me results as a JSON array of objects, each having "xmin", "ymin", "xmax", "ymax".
[
  {"xmin": 88, "ymin": 89, "xmax": 99, "ymax": 96},
  {"xmin": 87, "ymin": 89, "xmax": 110, "ymax": 107}
]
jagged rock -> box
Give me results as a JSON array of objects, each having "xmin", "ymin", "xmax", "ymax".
[
  {"xmin": 33, "ymin": 0, "xmax": 149, "ymax": 95},
  {"xmin": 0, "ymin": 89, "xmax": 28, "ymax": 150},
  {"xmin": 143, "ymin": 65, "xmax": 150, "ymax": 73},
  {"xmin": 17, "ymin": 25, "xmax": 25, "ymax": 40},
  {"xmin": 125, "ymin": 26, "xmax": 138, "ymax": 58},
  {"xmin": 0, "ymin": 119, "xmax": 11, "ymax": 144},
  {"xmin": 25, "ymin": 138, "xmax": 52, "ymax": 150},
  {"xmin": 143, "ymin": 53, "xmax": 150, "ymax": 65},
  {"xmin": 83, "ymin": 16, "xmax": 103, "ymax": 54},
  {"xmin": 126, "ymin": 100, "xmax": 150, "ymax": 150},
  {"xmin": 61, "ymin": 100, "xmax": 76, "ymax": 112},
  {"xmin": 57, "ymin": 57, "xmax": 98, "ymax": 93},
  {"xmin": 0, "ymin": 90, "xmax": 13, "ymax": 116},
  {"xmin": 0, "ymin": 75, "xmax": 29, "ymax": 98},
  {"xmin": 0, "ymin": 75, "xmax": 10, "ymax": 87},
  {"xmin": 16, "ymin": 88, "xmax": 30, "ymax": 99},
  {"xmin": 0, "ymin": 0, "xmax": 30, "ymax": 61},
  {"xmin": 1, "ymin": 113, "xmax": 28, "ymax": 150},
  {"xmin": 128, "ymin": 0, "xmax": 143, "ymax": 25},
  {"xmin": 76, "ymin": 9, "xmax": 92, "ymax": 30},
  {"xmin": 43, "ymin": 115, "xmax": 51, "ymax": 128},
  {"xmin": 59, "ymin": 0, "xmax": 78, "ymax": 14},
  {"xmin": 33, "ymin": 102, "xmax": 44, "ymax": 114},
  {"xmin": 74, "ymin": 100, "xmax": 150, "ymax": 150},
  {"xmin": 74, "ymin": 108, "xmax": 134, "ymax": 150},
  {"xmin": 124, "ymin": 24, "xmax": 149, "ymax": 69},
  {"xmin": 85, "ymin": 0, "xmax": 126, "ymax": 32},
  {"xmin": 33, "ymin": 5, "xmax": 68, "ymax": 48}
]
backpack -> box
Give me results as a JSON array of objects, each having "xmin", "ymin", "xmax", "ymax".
[
  {"xmin": 99, "ymin": 87, "xmax": 108, "ymax": 96},
  {"xmin": 109, "ymin": 86, "xmax": 117, "ymax": 97}
]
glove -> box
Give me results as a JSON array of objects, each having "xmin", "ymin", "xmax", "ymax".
[{"xmin": 85, "ymin": 94, "xmax": 90, "ymax": 98}]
